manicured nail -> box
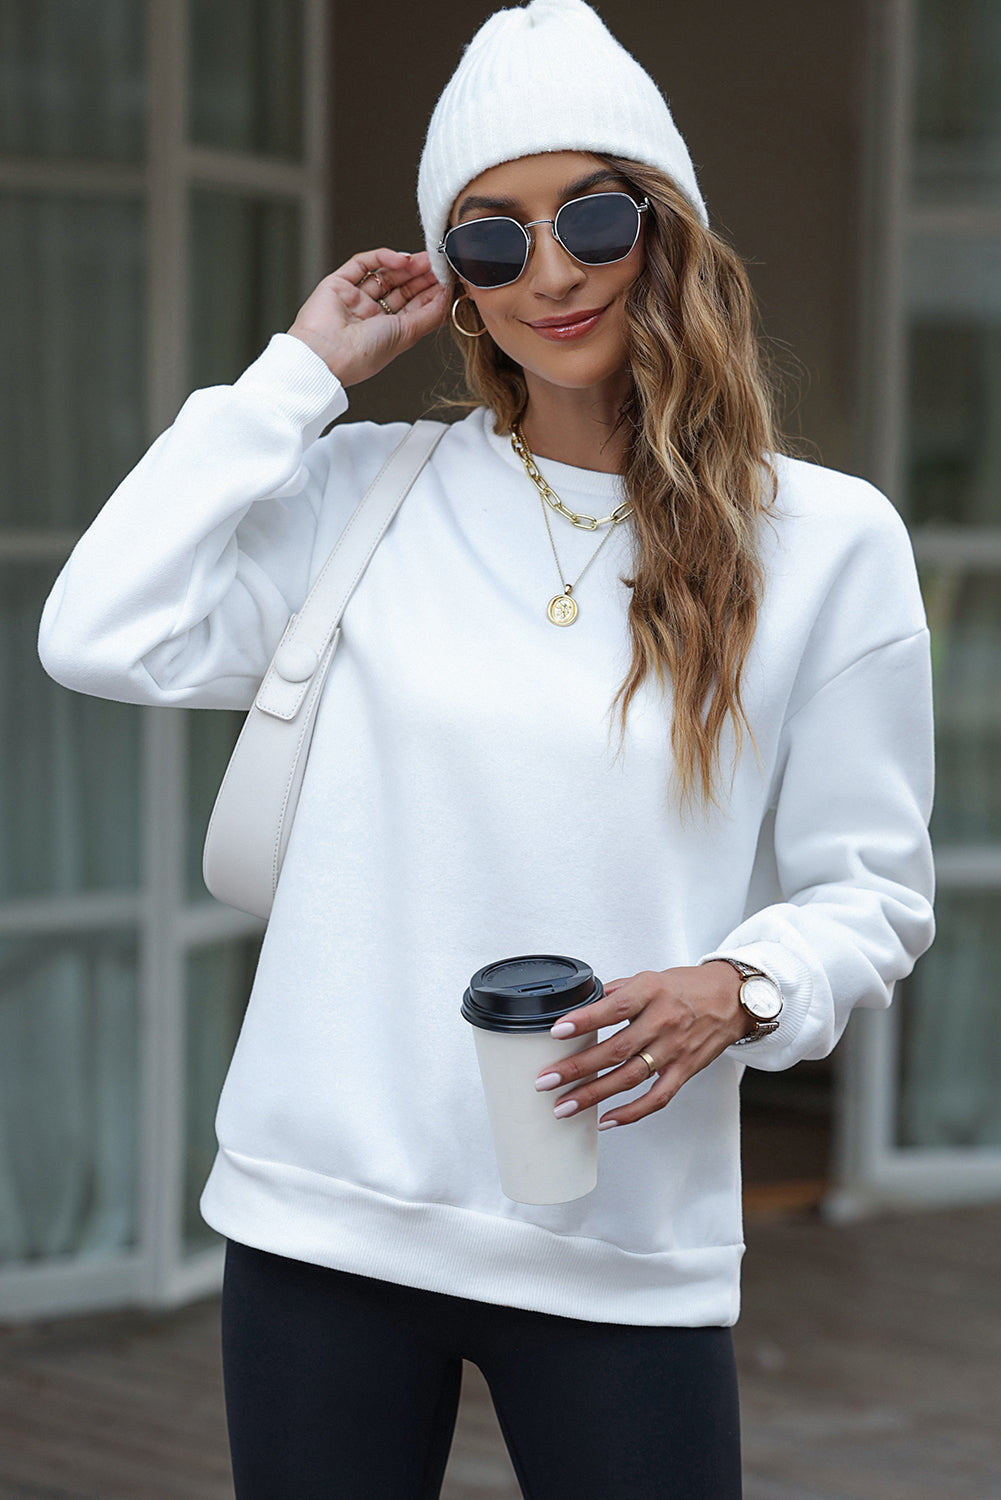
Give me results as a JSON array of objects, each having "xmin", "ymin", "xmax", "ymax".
[
  {"xmin": 553, "ymin": 1099, "xmax": 579, "ymax": 1119},
  {"xmin": 550, "ymin": 1021, "xmax": 576, "ymax": 1039},
  {"xmin": 535, "ymin": 1072, "xmax": 562, "ymax": 1092},
  {"xmin": 598, "ymin": 1119, "xmax": 619, "ymax": 1131}
]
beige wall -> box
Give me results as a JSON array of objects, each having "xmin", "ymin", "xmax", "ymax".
[{"xmin": 330, "ymin": 0, "xmax": 867, "ymax": 471}]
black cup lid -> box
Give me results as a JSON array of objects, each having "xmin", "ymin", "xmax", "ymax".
[{"xmin": 461, "ymin": 954, "xmax": 602, "ymax": 1032}]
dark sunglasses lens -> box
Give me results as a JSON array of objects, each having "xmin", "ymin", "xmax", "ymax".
[
  {"xmin": 444, "ymin": 218, "xmax": 527, "ymax": 288},
  {"xmin": 557, "ymin": 194, "xmax": 640, "ymax": 265}
]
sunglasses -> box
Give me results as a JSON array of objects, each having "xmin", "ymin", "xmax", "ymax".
[{"xmin": 439, "ymin": 190, "xmax": 649, "ymax": 290}]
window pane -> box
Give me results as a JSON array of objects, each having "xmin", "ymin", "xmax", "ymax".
[
  {"xmin": 904, "ymin": 5, "xmax": 1001, "ymax": 1176},
  {"xmin": 184, "ymin": 938, "xmax": 259, "ymax": 1254},
  {"xmin": 897, "ymin": 890, "xmax": 1001, "ymax": 1148},
  {"xmin": 0, "ymin": 193, "xmax": 146, "ymax": 530},
  {"xmin": 914, "ymin": 0, "xmax": 1001, "ymax": 207},
  {"xmin": 907, "ymin": 321, "xmax": 1001, "ymax": 526},
  {"xmin": 0, "ymin": 565, "xmax": 141, "ymax": 900},
  {"xmin": 188, "ymin": 190, "xmax": 302, "ymax": 389},
  {"xmin": 0, "ymin": 931, "xmax": 139, "ymax": 1265},
  {"xmin": 0, "ymin": 0, "xmax": 145, "ymax": 162},
  {"xmin": 186, "ymin": 708, "xmax": 245, "ymax": 902},
  {"xmin": 908, "ymin": 236, "xmax": 1001, "ymax": 322},
  {"xmin": 188, "ymin": 0, "xmax": 304, "ymax": 159},
  {"xmin": 922, "ymin": 571, "xmax": 1001, "ymax": 846}
]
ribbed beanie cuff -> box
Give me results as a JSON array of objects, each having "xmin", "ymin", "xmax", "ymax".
[{"xmin": 418, "ymin": 0, "xmax": 707, "ymax": 282}]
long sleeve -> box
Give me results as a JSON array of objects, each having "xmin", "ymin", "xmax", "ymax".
[
  {"xmin": 702, "ymin": 469, "xmax": 935, "ymax": 1070},
  {"xmin": 38, "ymin": 334, "xmax": 357, "ymax": 709}
]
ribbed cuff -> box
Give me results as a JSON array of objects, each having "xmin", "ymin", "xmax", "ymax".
[
  {"xmin": 234, "ymin": 332, "xmax": 349, "ymax": 446},
  {"xmin": 698, "ymin": 941, "xmax": 813, "ymax": 1066}
]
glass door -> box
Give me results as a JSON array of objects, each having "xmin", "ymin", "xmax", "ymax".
[
  {"xmin": 836, "ymin": 0, "xmax": 1001, "ymax": 1212},
  {"xmin": 0, "ymin": 0, "xmax": 328, "ymax": 1320}
]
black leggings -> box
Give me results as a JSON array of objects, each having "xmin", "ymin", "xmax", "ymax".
[{"xmin": 221, "ymin": 1239, "xmax": 742, "ymax": 1500}]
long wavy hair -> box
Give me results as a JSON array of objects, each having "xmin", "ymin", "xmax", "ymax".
[{"xmin": 445, "ymin": 155, "xmax": 784, "ymax": 810}]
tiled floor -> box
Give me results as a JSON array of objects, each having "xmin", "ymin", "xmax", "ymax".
[
  {"xmin": 735, "ymin": 1203, "xmax": 1001, "ymax": 1500},
  {"xmin": 1, "ymin": 1203, "xmax": 998, "ymax": 1498}
]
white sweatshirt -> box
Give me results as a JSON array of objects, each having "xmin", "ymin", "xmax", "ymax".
[{"xmin": 39, "ymin": 333, "xmax": 935, "ymax": 1326}]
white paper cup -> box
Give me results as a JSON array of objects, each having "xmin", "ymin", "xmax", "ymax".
[
  {"xmin": 471, "ymin": 1025, "xmax": 598, "ymax": 1203},
  {"xmin": 462, "ymin": 955, "xmax": 603, "ymax": 1205}
]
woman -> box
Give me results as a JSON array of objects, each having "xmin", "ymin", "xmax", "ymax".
[{"xmin": 38, "ymin": 1, "xmax": 934, "ymax": 1495}]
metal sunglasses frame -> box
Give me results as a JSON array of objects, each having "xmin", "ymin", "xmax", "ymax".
[{"xmin": 439, "ymin": 191, "xmax": 650, "ymax": 289}]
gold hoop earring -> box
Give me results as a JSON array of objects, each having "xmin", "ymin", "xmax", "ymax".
[{"xmin": 451, "ymin": 294, "xmax": 487, "ymax": 338}]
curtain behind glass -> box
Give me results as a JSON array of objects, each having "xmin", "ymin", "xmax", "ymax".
[
  {"xmin": 0, "ymin": 0, "xmax": 145, "ymax": 161},
  {"xmin": 1, "ymin": 566, "xmax": 141, "ymax": 901},
  {"xmin": 908, "ymin": 322, "xmax": 1001, "ymax": 527},
  {"xmin": 0, "ymin": 194, "xmax": 146, "ymax": 530},
  {"xmin": 188, "ymin": 0, "xmax": 304, "ymax": 159},
  {"xmin": 899, "ymin": 892, "xmax": 1001, "ymax": 1147},
  {"xmin": 914, "ymin": 0, "xmax": 1001, "ymax": 206},
  {"xmin": 0, "ymin": 934, "xmax": 139, "ymax": 1264},
  {"xmin": 188, "ymin": 189, "xmax": 302, "ymax": 388},
  {"xmin": 922, "ymin": 572, "xmax": 1001, "ymax": 846}
]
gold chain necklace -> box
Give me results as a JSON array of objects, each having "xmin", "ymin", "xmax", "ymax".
[
  {"xmin": 511, "ymin": 422, "xmax": 633, "ymax": 627},
  {"xmin": 510, "ymin": 424, "xmax": 633, "ymax": 530}
]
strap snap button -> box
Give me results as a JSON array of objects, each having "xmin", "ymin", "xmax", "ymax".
[{"xmin": 274, "ymin": 641, "xmax": 319, "ymax": 683}]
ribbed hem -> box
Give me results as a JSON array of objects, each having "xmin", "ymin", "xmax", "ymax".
[{"xmin": 201, "ymin": 1145, "xmax": 743, "ymax": 1328}]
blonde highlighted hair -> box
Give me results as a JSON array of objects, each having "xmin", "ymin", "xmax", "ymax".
[{"xmin": 446, "ymin": 156, "xmax": 783, "ymax": 809}]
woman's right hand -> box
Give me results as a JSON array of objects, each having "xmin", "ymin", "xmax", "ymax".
[{"xmin": 287, "ymin": 248, "xmax": 449, "ymax": 387}]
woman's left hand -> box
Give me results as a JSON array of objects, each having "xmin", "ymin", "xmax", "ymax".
[{"xmin": 535, "ymin": 962, "xmax": 753, "ymax": 1129}]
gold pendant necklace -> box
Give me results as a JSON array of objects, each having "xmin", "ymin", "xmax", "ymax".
[
  {"xmin": 547, "ymin": 589, "xmax": 581, "ymax": 627},
  {"xmin": 541, "ymin": 515, "xmax": 614, "ymax": 625},
  {"xmin": 511, "ymin": 423, "xmax": 632, "ymax": 626}
]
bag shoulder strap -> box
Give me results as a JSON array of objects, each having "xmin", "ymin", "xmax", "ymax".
[{"xmin": 256, "ymin": 418, "xmax": 447, "ymax": 721}]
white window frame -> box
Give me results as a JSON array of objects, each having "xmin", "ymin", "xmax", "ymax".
[
  {"xmin": 0, "ymin": 0, "xmax": 329, "ymax": 1320},
  {"xmin": 832, "ymin": 0, "xmax": 1001, "ymax": 1217}
]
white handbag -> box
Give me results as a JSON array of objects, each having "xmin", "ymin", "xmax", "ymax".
[{"xmin": 202, "ymin": 418, "xmax": 447, "ymax": 919}]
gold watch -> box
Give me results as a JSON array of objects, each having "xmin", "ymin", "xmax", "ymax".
[{"xmin": 717, "ymin": 958, "xmax": 783, "ymax": 1044}]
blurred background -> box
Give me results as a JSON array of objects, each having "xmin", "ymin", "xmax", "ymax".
[{"xmin": 1, "ymin": 0, "xmax": 999, "ymax": 1328}]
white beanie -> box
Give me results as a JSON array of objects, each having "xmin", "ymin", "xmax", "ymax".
[{"xmin": 418, "ymin": 0, "xmax": 707, "ymax": 283}]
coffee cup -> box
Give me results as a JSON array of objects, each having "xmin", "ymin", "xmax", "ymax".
[{"xmin": 462, "ymin": 954, "xmax": 603, "ymax": 1204}]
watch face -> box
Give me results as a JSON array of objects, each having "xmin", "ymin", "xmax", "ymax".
[{"xmin": 742, "ymin": 975, "xmax": 783, "ymax": 1021}]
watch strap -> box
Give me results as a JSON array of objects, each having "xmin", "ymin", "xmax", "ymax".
[{"xmin": 717, "ymin": 957, "xmax": 761, "ymax": 982}]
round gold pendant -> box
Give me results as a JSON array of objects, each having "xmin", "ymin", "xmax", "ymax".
[{"xmin": 547, "ymin": 593, "xmax": 578, "ymax": 626}]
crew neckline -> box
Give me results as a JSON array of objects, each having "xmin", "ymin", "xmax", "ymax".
[{"xmin": 478, "ymin": 409, "xmax": 625, "ymax": 502}]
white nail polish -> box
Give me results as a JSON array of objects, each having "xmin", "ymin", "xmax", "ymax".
[
  {"xmin": 598, "ymin": 1120, "xmax": 619, "ymax": 1131},
  {"xmin": 550, "ymin": 1021, "xmax": 576, "ymax": 1039},
  {"xmin": 535, "ymin": 1072, "xmax": 562, "ymax": 1092},
  {"xmin": 553, "ymin": 1099, "xmax": 578, "ymax": 1119}
]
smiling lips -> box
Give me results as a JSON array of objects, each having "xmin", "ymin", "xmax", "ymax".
[{"xmin": 526, "ymin": 307, "xmax": 607, "ymax": 341}]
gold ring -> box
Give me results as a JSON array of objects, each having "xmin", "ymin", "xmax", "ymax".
[
  {"xmin": 377, "ymin": 295, "xmax": 395, "ymax": 314},
  {"xmin": 637, "ymin": 1051, "xmax": 657, "ymax": 1078},
  {"xmin": 356, "ymin": 268, "xmax": 385, "ymax": 290}
]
